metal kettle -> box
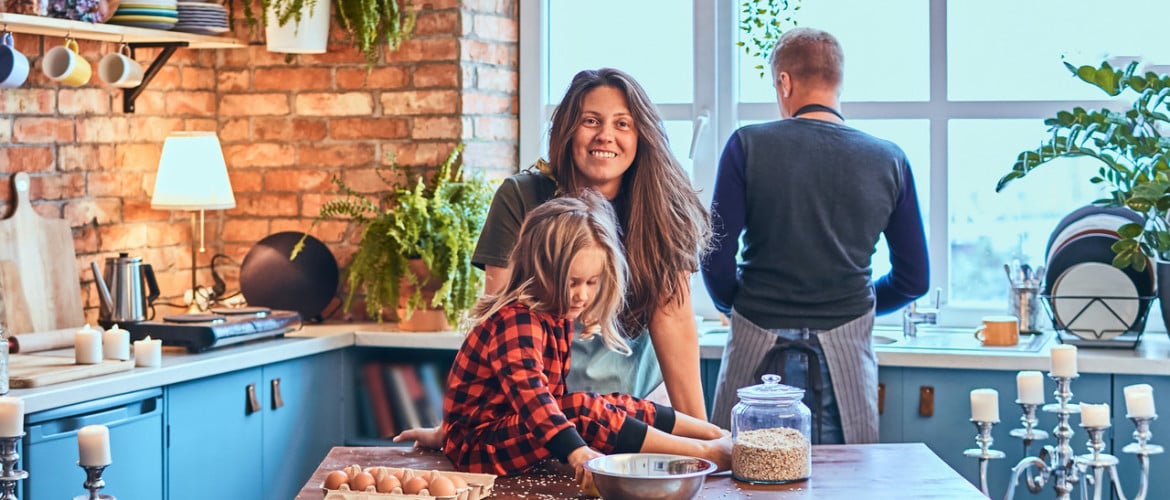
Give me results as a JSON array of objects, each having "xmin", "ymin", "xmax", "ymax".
[{"xmin": 91, "ymin": 253, "xmax": 160, "ymax": 325}]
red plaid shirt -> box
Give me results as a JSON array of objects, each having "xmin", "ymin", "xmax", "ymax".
[{"xmin": 442, "ymin": 301, "xmax": 588, "ymax": 474}]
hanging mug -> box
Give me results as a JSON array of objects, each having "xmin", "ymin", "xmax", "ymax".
[
  {"xmin": 98, "ymin": 43, "xmax": 144, "ymax": 88},
  {"xmin": 0, "ymin": 32, "xmax": 30, "ymax": 89},
  {"xmin": 42, "ymin": 38, "xmax": 92, "ymax": 87}
]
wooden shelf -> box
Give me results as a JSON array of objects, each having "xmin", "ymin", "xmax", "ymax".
[{"xmin": 0, "ymin": 13, "xmax": 245, "ymax": 49}]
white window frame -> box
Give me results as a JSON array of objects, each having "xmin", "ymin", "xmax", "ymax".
[{"xmin": 519, "ymin": 0, "xmax": 1139, "ymax": 329}]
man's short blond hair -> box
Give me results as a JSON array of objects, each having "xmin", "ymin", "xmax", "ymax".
[{"xmin": 769, "ymin": 27, "xmax": 844, "ymax": 89}]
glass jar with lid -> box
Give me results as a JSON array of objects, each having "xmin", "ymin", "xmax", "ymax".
[{"xmin": 731, "ymin": 373, "xmax": 811, "ymax": 484}]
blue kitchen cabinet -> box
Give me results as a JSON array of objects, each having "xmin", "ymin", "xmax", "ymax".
[
  {"xmin": 700, "ymin": 358, "xmax": 720, "ymax": 421},
  {"xmin": 893, "ymin": 367, "xmax": 1109, "ymax": 500},
  {"xmin": 877, "ymin": 366, "xmax": 903, "ymax": 442},
  {"xmin": 166, "ymin": 367, "xmax": 263, "ymax": 500},
  {"xmin": 1110, "ymin": 374, "xmax": 1170, "ymax": 500},
  {"xmin": 261, "ymin": 349, "xmax": 345, "ymax": 500},
  {"xmin": 23, "ymin": 388, "xmax": 164, "ymax": 500}
]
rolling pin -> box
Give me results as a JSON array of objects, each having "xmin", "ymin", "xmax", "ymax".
[{"xmin": 9, "ymin": 327, "xmax": 83, "ymax": 353}]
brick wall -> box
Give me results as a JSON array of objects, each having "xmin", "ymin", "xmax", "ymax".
[{"xmin": 0, "ymin": 0, "xmax": 519, "ymax": 323}]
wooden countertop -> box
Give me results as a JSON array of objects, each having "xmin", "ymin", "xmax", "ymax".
[{"xmin": 295, "ymin": 443, "xmax": 984, "ymax": 499}]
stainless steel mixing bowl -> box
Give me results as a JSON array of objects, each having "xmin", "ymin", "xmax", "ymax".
[{"xmin": 584, "ymin": 453, "xmax": 716, "ymax": 500}]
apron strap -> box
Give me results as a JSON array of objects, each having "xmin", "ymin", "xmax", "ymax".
[{"xmin": 752, "ymin": 336, "xmax": 826, "ymax": 443}]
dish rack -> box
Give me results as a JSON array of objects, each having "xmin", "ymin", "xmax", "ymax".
[{"xmin": 1040, "ymin": 293, "xmax": 1156, "ymax": 349}]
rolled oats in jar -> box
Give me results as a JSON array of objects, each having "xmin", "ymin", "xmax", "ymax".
[{"xmin": 731, "ymin": 374, "xmax": 812, "ymax": 484}]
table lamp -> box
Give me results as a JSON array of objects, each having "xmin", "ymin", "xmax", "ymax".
[{"xmin": 151, "ymin": 131, "xmax": 235, "ymax": 313}]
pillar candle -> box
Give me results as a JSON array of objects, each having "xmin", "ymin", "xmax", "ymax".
[
  {"xmin": 1080, "ymin": 403, "xmax": 1111, "ymax": 428},
  {"xmin": 1050, "ymin": 344, "xmax": 1078, "ymax": 378},
  {"xmin": 134, "ymin": 336, "xmax": 161, "ymax": 368},
  {"xmin": 102, "ymin": 324, "xmax": 130, "ymax": 361},
  {"xmin": 1124, "ymin": 384, "xmax": 1156, "ymax": 418},
  {"xmin": 1016, "ymin": 370, "xmax": 1045, "ymax": 405},
  {"xmin": 0, "ymin": 397, "xmax": 24, "ymax": 438},
  {"xmin": 970, "ymin": 388, "xmax": 1000, "ymax": 422},
  {"xmin": 74, "ymin": 324, "xmax": 102, "ymax": 365},
  {"xmin": 77, "ymin": 424, "xmax": 111, "ymax": 466}
]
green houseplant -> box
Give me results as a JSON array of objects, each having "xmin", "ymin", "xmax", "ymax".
[
  {"xmin": 294, "ymin": 143, "xmax": 493, "ymax": 327},
  {"xmin": 243, "ymin": 0, "xmax": 415, "ymax": 66},
  {"xmin": 737, "ymin": 0, "xmax": 801, "ymax": 78},
  {"xmin": 996, "ymin": 60, "xmax": 1170, "ymax": 272}
]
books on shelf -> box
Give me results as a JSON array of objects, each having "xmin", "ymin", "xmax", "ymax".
[{"xmin": 360, "ymin": 360, "xmax": 450, "ymax": 437}]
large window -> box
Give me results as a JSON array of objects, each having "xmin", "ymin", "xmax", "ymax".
[{"xmin": 521, "ymin": 0, "xmax": 1164, "ymax": 327}]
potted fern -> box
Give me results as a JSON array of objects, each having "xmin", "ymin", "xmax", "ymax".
[
  {"xmin": 294, "ymin": 143, "xmax": 493, "ymax": 330},
  {"xmin": 243, "ymin": 0, "xmax": 415, "ymax": 65}
]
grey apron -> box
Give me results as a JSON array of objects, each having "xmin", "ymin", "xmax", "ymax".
[{"xmin": 712, "ymin": 309, "xmax": 878, "ymax": 444}]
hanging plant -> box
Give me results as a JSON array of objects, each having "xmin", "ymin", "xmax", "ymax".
[
  {"xmin": 242, "ymin": 0, "xmax": 416, "ymax": 67},
  {"xmin": 737, "ymin": 0, "xmax": 802, "ymax": 78},
  {"xmin": 335, "ymin": 0, "xmax": 416, "ymax": 67}
]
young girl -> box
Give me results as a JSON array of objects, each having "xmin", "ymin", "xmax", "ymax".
[{"xmin": 442, "ymin": 192, "xmax": 731, "ymax": 485}]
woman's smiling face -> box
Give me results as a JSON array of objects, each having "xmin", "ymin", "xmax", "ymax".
[{"xmin": 571, "ymin": 85, "xmax": 638, "ymax": 199}]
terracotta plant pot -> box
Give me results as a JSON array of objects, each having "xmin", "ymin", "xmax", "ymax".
[{"xmin": 396, "ymin": 258, "xmax": 450, "ymax": 332}]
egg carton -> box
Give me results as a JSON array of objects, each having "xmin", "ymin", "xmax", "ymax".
[{"xmin": 322, "ymin": 465, "xmax": 496, "ymax": 500}]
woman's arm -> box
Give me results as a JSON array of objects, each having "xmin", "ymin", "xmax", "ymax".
[
  {"xmin": 648, "ymin": 272, "xmax": 707, "ymax": 420},
  {"xmin": 483, "ymin": 264, "xmax": 511, "ymax": 296}
]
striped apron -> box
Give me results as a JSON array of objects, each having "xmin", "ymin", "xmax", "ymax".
[{"xmin": 711, "ymin": 309, "xmax": 879, "ymax": 444}]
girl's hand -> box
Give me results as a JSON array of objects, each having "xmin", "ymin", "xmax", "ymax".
[
  {"xmin": 568, "ymin": 446, "xmax": 603, "ymax": 497},
  {"xmin": 392, "ymin": 426, "xmax": 445, "ymax": 450}
]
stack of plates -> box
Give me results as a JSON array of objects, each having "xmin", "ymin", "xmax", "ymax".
[
  {"xmin": 173, "ymin": 2, "xmax": 230, "ymax": 35},
  {"xmin": 108, "ymin": 0, "xmax": 179, "ymax": 30},
  {"xmin": 1045, "ymin": 205, "xmax": 1155, "ymax": 340}
]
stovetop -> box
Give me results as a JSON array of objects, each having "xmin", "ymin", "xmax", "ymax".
[{"xmin": 108, "ymin": 307, "xmax": 302, "ymax": 353}]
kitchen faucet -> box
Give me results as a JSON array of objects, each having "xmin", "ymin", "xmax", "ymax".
[{"xmin": 902, "ymin": 289, "xmax": 941, "ymax": 338}]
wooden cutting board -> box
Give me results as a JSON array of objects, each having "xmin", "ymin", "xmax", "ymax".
[
  {"xmin": 8, "ymin": 354, "xmax": 135, "ymax": 388},
  {"xmin": 0, "ymin": 173, "xmax": 85, "ymax": 334}
]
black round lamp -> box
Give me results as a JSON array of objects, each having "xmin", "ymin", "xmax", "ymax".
[{"xmin": 239, "ymin": 231, "xmax": 339, "ymax": 322}]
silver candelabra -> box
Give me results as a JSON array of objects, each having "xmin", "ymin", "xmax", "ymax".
[
  {"xmin": 0, "ymin": 435, "xmax": 27, "ymax": 500},
  {"xmin": 963, "ymin": 374, "xmax": 1161, "ymax": 500},
  {"xmin": 73, "ymin": 462, "xmax": 115, "ymax": 500}
]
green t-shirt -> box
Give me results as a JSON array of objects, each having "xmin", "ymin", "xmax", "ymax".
[{"xmin": 472, "ymin": 171, "xmax": 662, "ymax": 397}]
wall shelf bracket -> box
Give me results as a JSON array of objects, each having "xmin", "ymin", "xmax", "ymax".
[{"xmin": 124, "ymin": 42, "xmax": 188, "ymax": 113}]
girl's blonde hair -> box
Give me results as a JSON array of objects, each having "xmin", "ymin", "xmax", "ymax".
[
  {"xmin": 471, "ymin": 191, "xmax": 631, "ymax": 354},
  {"xmin": 542, "ymin": 68, "xmax": 712, "ymax": 334}
]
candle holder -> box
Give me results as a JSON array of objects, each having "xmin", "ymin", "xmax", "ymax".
[
  {"xmin": 73, "ymin": 462, "xmax": 115, "ymax": 500},
  {"xmin": 980, "ymin": 374, "xmax": 1161, "ymax": 500},
  {"xmin": 962, "ymin": 419, "xmax": 1005, "ymax": 495},
  {"xmin": 1009, "ymin": 401, "xmax": 1049, "ymax": 449},
  {"xmin": 0, "ymin": 434, "xmax": 27, "ymax": 500}
]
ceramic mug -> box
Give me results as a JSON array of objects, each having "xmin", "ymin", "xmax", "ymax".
[
  {"xmin": 98, "ymin": 44, "xmax": 144, "ymax": 88},
  {"xmin": 42, "ymin": 39, "xmax": 92, "ymax": 87},
  {"xmin": 974, "ymin": 315, "xmax": 1020, "ymax": 347},
  {"xmin": 0, "ymin": 32, "xmax": 30, "ymax": 89}
]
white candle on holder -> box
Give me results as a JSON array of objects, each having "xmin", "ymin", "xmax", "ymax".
[
  {"xmin": 0, "ymin": 397, "xmax": 24, "ymax": 437},
  {"xmin": 74, "ymin": 324, "xmax": 102, "ymax": 365},
  {"xmin": 77, "ymin": 424, "xmax": 111, "ymax": 466},
  {"xmin": 102, "ymin": 324, "xmax": 130, "ymax": 361},
  {"xmin": 1016, "ymin": 371, "xmax": 1045, "ymax": 404},
  {"xmin": 1080, "ymin": 403, "xmax": 1111, "ymax": 428},
  {"xmin": 1124, "ymin": 384, "xmax": 1156, "ymax": 418},
  {"xmin": 134, "ymin": 336, "xmax": 161, "ymax": 368},
  {"xmin": 1050, "ymin": 344, "xmax": 1078, "ymax": 378},
  {"xmin": 970, "ymin": 388, "xmax": 1000, "ymax": 422}
]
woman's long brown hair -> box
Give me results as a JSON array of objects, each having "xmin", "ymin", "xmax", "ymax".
[{"xmin": 542, "ymin": 68, "xmax": 712, "ymax": 334}]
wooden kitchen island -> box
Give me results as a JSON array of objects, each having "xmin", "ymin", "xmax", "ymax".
[{"xmin": 295, "ymin": 442, "xmax": 984, "ymax": 499}]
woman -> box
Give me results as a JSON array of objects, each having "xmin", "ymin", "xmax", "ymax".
[{"xmin": 397, "ymin": 67, "xmax": 713, "ymax": 447}]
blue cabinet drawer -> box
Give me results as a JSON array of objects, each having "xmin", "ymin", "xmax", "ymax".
[{"xmin": 23, "ymin": 388, "xmax": 164, "ymax": 500}]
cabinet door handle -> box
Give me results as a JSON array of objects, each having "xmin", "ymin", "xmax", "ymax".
[
  {"xmin": 918, "ymin": 386, "xmax": 934, "ymax": 417},
  {"xmin": 246, "ymin": 383, "xmax": 261, "ymax": 415},
  {"xmin": 878, "ymin": 383, "xmax": 886, "ymax": 415},
  {"xmin": 271, "ymin": 378, "xmax": 284, "ymax": 410}
]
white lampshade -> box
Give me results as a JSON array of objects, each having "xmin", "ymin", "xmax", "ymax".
[{"xmin": 151, "ymin": 131, "xmax": 236, "ymax": 210}]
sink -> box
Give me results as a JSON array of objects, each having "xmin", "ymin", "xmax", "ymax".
[{"xmin": 872, "ymin": 327, "xmax": 1053, "ymax": 352}]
